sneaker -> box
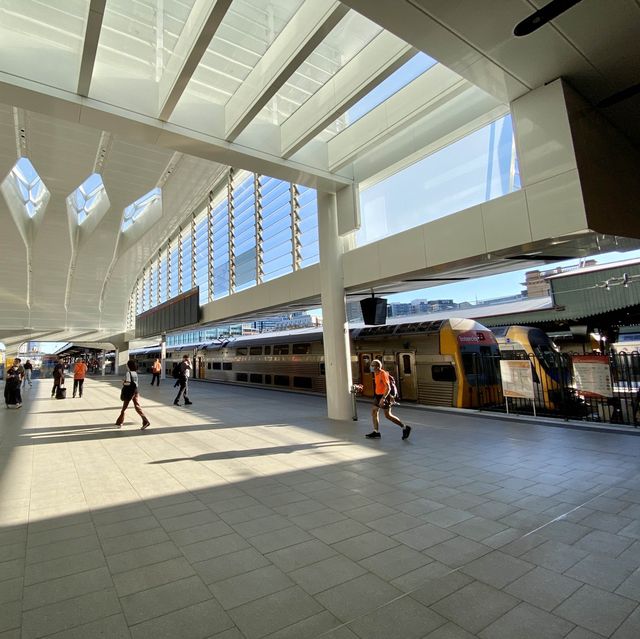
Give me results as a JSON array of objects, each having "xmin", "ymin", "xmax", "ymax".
[
  {"xmin": 15, "ymin": 403, "xmax": 22, "ymax": 408},
  {"xmin": 402, "ymin": 425, "xmax": 412, "ymax": 440},
  {"xmin": 173, "ymin": 400, "xmax": 180, "ymax": 406},
  {"xmin": 141, "ymin": 420, "xmax": 150, "ymax": 430},
  {"xmin": 184, "ymin": 400, "xmax": 193, "ymax": 405},
  {"xmin": 365, "ymin": 431, "xmax": 381, "ymax": 439}
]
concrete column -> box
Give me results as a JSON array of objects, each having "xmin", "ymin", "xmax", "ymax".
[
  {"xmin": 160, "ymin": 333, "xmax": 167, "ymax": 380},
  {"xmin": 116, "ymin": 347, "xmax": 130, "ymax": 375},
  {"xmin": 101, "ymin": 350, "xmax": 106, "ymax": 376},
  {"xmin": 317, "ymin": 191, "xmax": 352, "ymax": 421}
]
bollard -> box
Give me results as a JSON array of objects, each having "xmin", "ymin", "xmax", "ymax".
[{"xmin": 350, "ymin": 384, "xmax": 363, "ymax": 421}]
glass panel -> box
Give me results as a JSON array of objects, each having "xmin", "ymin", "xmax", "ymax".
[
  {"xmin": 356, "ymin": 115, "xmax": 521, "ymax": 247},
  {"xmin": 0, "ymin": 0, "xmax": 89, "ymax": 92},
  {"xmin": 175, "ymin": 0, "xmax": 305, "ymax": 110},
  {"xmin": 68, "ymin": 173, "xmax": 108, "ymax": 226},
  {"xmin": 2, "ymin": 157, "xmax": 50, "ymax": 219},
  {"xmin": 169, "ymin": 245, "xmax": 179, "ymax": 299},
  {"xmin": 233, "ymin": 174, "xmax": 256, "ymax": 291},
  {"xmin": 180, "ymin": 230, "xmax": 192, "ymax": 292},
  {"xmin": 159, "ymin": 253, "xmax": 167, "ymax": 303},
  {"xmin": 121, "ymin": 188, "xmax": 161, "ymax": 232},
  {"xmin": 194, "ymin": 211, "xmax": 208, "ymax": 304},
  {"xmin": 260, "ymin": 176, "xmax": 292, "ymax": 282},
  {"xmin": 263, "ymin": 11, "xmax": 382, "ymax": 125},
  {"xmin": 297, "ymin": 185, "xmax": 319, "ymax": 268},
  {"xmin": 213, "ymin": 197, "xmax": 229, "ymax": 299}
]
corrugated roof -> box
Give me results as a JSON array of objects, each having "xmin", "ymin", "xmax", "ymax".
[{"xmin": 547, "ymin": 258, "xmax": 640, "ymax": 279}]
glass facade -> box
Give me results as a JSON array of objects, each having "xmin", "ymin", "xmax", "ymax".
[
  {"xmin": 356, "ymin": 115, "xmax": 521, "ymax": 247},
  {"xmin": 131, "ymin": 169, "xmax": 319, "ymax": 321}
]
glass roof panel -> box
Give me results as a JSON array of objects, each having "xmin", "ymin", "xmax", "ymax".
[
  {"xmin": 68, "ymin": 173, "xmax": 109, "ymax": 226},
  {"xmin": 315, "ymin": 54, "xmax": 439, "ymax": 142},
  {"xmin": 0, "ymin": 0, "xmax": 89, "ymax": 92},
  {"xmin": 176, "ymin": 0, "xmax": 304, "ymax": 108},
  {"xmin": 3, "ymin": 157, "xmax": 50, "ymax": 219},
  {"xmin": 121, "ymin": 187, "xmax": 161, "ymax": 232},
  {"xmin": 261, "ymin": 11, "xmax": 383, "ymax": 125}
]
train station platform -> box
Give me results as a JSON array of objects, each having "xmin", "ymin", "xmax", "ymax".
[{"xmin": 1, "ymin": 378, "xmax": 640, "ymax": 639}]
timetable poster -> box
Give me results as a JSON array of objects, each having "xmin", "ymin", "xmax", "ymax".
[
  {"xmin": 499, "ymin": 360, "xmax": 535, "ymax": 399},
  {"xmin": 572, "ymin": 355, "xmax": 613, "ymax": 398}
]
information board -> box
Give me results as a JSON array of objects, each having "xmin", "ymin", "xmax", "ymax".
[
  {"xmin": 572, "ymin": 355, "xmax": 613, "ymax": 398},
  {"xmin": 499, "ymin": 360, "xmax": 535, "ymax": 399}
]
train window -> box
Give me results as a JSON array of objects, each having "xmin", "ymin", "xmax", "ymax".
[
  {"xmin": 274, "ymin": 375, "xmax": 289, "ymax": 386},
  {"xmin": 402, "ymin": 354, "xmax": 412, "ymax": 374},
  {"xmin": 319, "ymin": 363, "xmax": 325, "ymax": 376},
  {"xmin": 292, "ymin": 343, "xmax": 311, "ymax": 355},
  {"xmin": 236, "ymin": 347, "xmax": 247, "ymax": 356},
  {"xmin": 223, "ymin": 363, "xmax": 232, "ymax": 371},
  {"xmin": 250, "ymin": 347, "xmax": 262, "ymax": 355},
  {"xmin": 265, "ymin": 374, "xmax": 272, "ymax": 384},
  {"xmin": 207, "ymin": 362, "xmax": 211, "ymax": 370},
  {"xmin": 432, "ymin": 365, "xmax": 456, "ymax": 382},
  {"xmin": 236, "ymin": 373, "xmax": 248, "ymax": 382},
  {"xmin": 250, "ymin": 373, "xmax": 262, "ymax": 383},
  {"xmin": 293, "ymin": 376, "xmax": 313, "ymax": 389},
  {"xmin": 264, "ymin": 346, "xmax": 271, "ymax": 355},
  {"xmin": 273, "ymin": 344, "xmax": 289, "ymax": 355},
  {"xmin": 212, "ymin": 362, "xmax": 221, "ymax": 370}
]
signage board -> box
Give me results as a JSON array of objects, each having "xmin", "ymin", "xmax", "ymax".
[
  {"xmin": 500, "ymin": 360, "xmax": 535, "ymax": 399},
  {"xmin": 572, "ymin": 355, "xmax": 613, "ymax": 398}
]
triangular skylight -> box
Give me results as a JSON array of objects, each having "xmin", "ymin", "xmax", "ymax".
[
  {"xmin": 121, "ymin": 187, "xmax": 161, "ymax": 232},
  {"xmin": 69, "ymin": 173, "xmax": 109, "ymax": 225},
  {"xmin": 5, "ymin": 157, "xmax": 49, "ymax": 219}
]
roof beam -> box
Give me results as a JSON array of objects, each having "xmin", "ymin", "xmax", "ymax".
[
  {"xmin": 77, "ymin": 0, "xmax": 107, "ymax": 96},
  {"xmin": 281, "ymin": 32, "xmax": 414, "ymax": 158},
  {"xmin": 224, "ymin": 0, "xmax": 349, "ymax": 141},
  {"xmin": 158, "ymin": 0, "xmax": 233, "ymax": 121}
]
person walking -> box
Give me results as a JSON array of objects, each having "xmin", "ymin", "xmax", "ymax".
[
  {"xmin": 72, "ymin": 358, "xmax": 88, "ymax": 398},
  {"xmin": 115, "ymin": 360, "xmax": 150, "ymax": 430},
  {"xmin": 365, "ymin": 359, "xmax": 411, "ymax": 440},
  {"xmin": 51, "ymin": 358, "xmax": 65, "ymax": 398},
  {"xmin": 173, "ymin": 354, "xmax": 193, "ymax": 406},
  {"xmin": 22, "ymin": 360, "xmax": 33, "ymax": 388},
  {"xmin": 4, "ymin": 360, "xmax": 23, "ymax": 408},
  {"xmin": 150, "ymin": 358, "xmax": 161, "ymax": 386}
]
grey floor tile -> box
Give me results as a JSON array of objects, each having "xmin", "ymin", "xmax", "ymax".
[
  {"xmin": 160, "ymin": 509, "xmax": 221, "ymax": 533},
  {"xmin": 113, "ymin": 557, "xmax": 195, "ymax": 597},
  {"xmin": 611, "ymin": 605, "xmax": 640, "ymax": 639},
  {"xmin": 505, "ymin": 565, "xmax": 582, "ymax": 611},
  {"xmin": 168, "ymin": 521, "xmax": 235, "ymax": 547},
  {"xmin": 101, "ymin": 528, "xmax": 170, "ymax": 556},
  {"xmin": 616, "ymin": 568, "xmax": 640, "ymax": 601},
  {"xmin": 227, "ymin": 586, "xmax": 323, "ymax": 639},
  {"xmin": 392, "ymin": 522, "xmax": 456, "ymax": 550},
  {"xmin": 0, "ymin": 601, "xmax": 21, "ymax": 633},
  {"xmin": 0, "ymin": 578, "xmax": 22, "ymax": 605},
  {"xmin": 309, "ymin": 519, "xmax": 371, "ymax": 545},
  {"xmin": 219, "ymin": 504, "xmax": 275, "ymax": 525},
  {"xmin": 106, "ymin": 541, "xmax": 182, "ymax": 574},
  {"xmin": 347, "ymin": 595, "xmax": 446, "ymax": 639},
  {"xmin": 119, "ymin": 575, "xmax": 213, "ymax": 626},
  {"xmin": 266, "ymin": 539, "xmax": 337, "ymax": 572},
  {"xmin": 565, "ymin": 554, "xmax": 636, "ymax": 591},
  {"xmin": 25, "ymin": 533, "xmax": 101, "ymax": 565},
  {"xmin": 421, "ymin": 507, "xmax": 475, "ymax": 528},
  {"xmin": 151, "ymin": 500, "xmax": 209, "ymax": 520},
  {"xmin": 564, "ymin": 627, "xmax": 606, "ymax": 639},
  {"xmin": 181, "ymin": 533, "xmax": 250, "ymax": 563},
  {"xmin": 314, "ymin": 573, "xmax": 402, "ymax": 623},
  {"xmin": 262, "ymin": 610, "xmax": 341, "ymax": 639},
  {"xmin": 290, "ymin": 508, "xmax": 346, "ymax": 530},
  {"xmin": 479, "ymin": 602, "xmax": 574, "ymax": 639},
  {"xmin": 423, "ymin": 621, "xmax": 477, "ymax": 638},
  {"xmin": 21, "ymin": 588, "xmax": 121, "ymax": 639},
  {"xmin": 97, "ymin": 515, "xmax": 160, "ymax": 540},
  {"xmin": 42, "ymin": 613, "xmax": 131, "ymax": 639},
  {"xmin": 129, "ymin": 599, "xmax": 233, "ymax": 639},
  {"xmin": 367, "ymin": 513, "xmax": 425, "ymax": 535},
  {"xmin": 209, "ymin": 565, "xmax": 293, "ymax": 609},
  {"xmin": 27, "ymin": 521, "xmax": 95, "ymax": 548},
  {"xmin": 230, "ymin": 514, "xmax": 291, "ymax": 539},
  {"xmin": 248, "ymin": 525, "xmax": 312, "ymax": 554},
  {"xmin": 431, "ymin": 580, "xmax": 520, "ymax": 634},
  {"xmin": 25, "ymin": 549, "xmax": 106, "ymax": 585},
  {"xmin": 574, "ymin": 529, "xmax": 634, "ymax": 558},
  {"xmin": 410, "ymin": 571, "xmax": 474, "ymax": 607},
  {"xmin": 0, "ymin": 559, "xmax": 24, "ymax": 582},
  {"xmin": 194, "ymin": 548, "xmax": 270, "ymax": 584},
  {"xmin": 424, "ymin": 536, "xmax": 492, "ymax": 568},
  {"xmin": 331, "ymin": 531, "xmax": 399, "ymax": 561},
  {"xmin": 520, "ymin": 540, "xmax": 588, "ymax": 573},
  {"xmin": 290, "ymin": 555, "xmax": 366, "ymax": 594},
  {"xmin": 554, "ymin": 584, "xmax": 636, "ymax": 636},
  {"xmin": 460, "ymin": 550, "xmax": 535, "ymax": 589},
  {"xmin": 359, "ymin": 544, "xmax": 431, "ymax": 580}
]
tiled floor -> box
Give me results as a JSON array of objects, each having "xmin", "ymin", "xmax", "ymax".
[{"xmin": 1, "ymin": 377, "xmax": 640, "ymax": 638}]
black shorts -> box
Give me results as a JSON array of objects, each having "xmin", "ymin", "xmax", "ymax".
[{"xmin": 373, "ymin": 394, "xmax": 390, "ymax": 408}]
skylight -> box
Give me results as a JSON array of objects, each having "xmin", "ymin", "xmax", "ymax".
[
  {"xmin": 121, "ymin": 187, "xmax": 162, "ymax": 232},
  {"xmin": 6, "ymin": 157, "xmax": 49, "ymax": 218},
  {"xmin": 70, "ymin": 173, "xmax": 108, "ymax": 225}
]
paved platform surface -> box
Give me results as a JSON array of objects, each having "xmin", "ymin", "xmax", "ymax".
[{"xmin": 1, "ymin": 377, "xmax": 640, "ymax": 639}]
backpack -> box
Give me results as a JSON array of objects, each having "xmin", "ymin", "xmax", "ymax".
[
  {"xmin": 388, "ymin": 375, "xmax": 399, "ymax": 399},
  {"xmin": 172, "ymin": 362, "xmax": 181, "ymax": 379}
]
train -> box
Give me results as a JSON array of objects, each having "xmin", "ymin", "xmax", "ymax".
[{"xmin": 132, "ymin": 318, "xmax": 502, "ymax": 409}]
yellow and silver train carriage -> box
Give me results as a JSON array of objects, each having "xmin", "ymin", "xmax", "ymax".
[{"xmin": 154, "ymin": 318, "xmax": 501, "ymax": 410}]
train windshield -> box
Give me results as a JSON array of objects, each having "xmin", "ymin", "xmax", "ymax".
[
  {"xmin": 529, "ymin": 329, "xmax": 560, "ymax": 374},
  {"xmin": 461, "ymin": 344, "xmax": 500, "ymax": 385}
]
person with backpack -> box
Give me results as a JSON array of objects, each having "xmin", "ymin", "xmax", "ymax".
[
  {"xmin": 115, "ymin": 360, "xmax": 150, "ymax": 430},
  {"xmin": 4, "ymin": 360, "xmax": 23, "ymax": 408},
  {"xmin": 366, "ymin": 359, "xmax": 411, "ymax": 440},
  {"xmin": 22, "ymin": 359, "xmax": 33, "ymax": 388},
  {"xmin": 51, "ymin": 358, "xmax": 65, "ymax": 399},
  {"xmin": 173, "ymin": 354, "xmax": 193, "ymax": 406}
]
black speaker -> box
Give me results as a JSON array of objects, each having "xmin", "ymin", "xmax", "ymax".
[{"xmin": 360, "ymin": 297, "xmax": 387, "ymax": 325}]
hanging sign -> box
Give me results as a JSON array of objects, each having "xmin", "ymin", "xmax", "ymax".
[
  {"xmin": 572, "ymin": 355, "xmax": 613, "ymax": 398},
  {"xmin": 499, "ymin": 360, "xmax": 535, "ymax": 399}
]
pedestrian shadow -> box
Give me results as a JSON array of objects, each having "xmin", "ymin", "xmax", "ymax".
[
  {"xmin": 33, "ymin": 407, "xmax": 123, "ymax": 415},
  {"xmin": 148, "ymin": 441, "xmax": 348, "ymax": 464}
]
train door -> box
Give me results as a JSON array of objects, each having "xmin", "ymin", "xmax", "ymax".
[
  {"xmin": 358, "ymin": 354, "xmax": 374, "ymax": 396},
  {"xmin": 396, "ymin": 352, "xmax": 418, "ymax": 400},
  {"xmin": 198, "ymin": 356, "xmax": 204, "ymax": 379}
]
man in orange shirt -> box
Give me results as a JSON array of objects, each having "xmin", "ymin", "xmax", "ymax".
[
  {"xmin": 366, "ymin": 359, "xmax": 411, "ymax": 440},
  {"xmin": 73, "ymin": 358, "xmax": 88, "ymax": 398},
  {"xmin": 150, "ymin": 358, "xmax": 162, "ymax": 386}
]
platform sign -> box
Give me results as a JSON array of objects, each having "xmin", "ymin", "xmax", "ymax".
[
  {"xmin": 572, "ymin": 355, "xmax": 613, "ymax": 398},
  {"xmin": 499, "ymin": 360, "xmax": 535, "ymax": 399}
]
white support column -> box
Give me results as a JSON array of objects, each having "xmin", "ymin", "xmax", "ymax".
[
  {"xmin": 101, "ymin": 349, "xmax": 106, "ymax": 376},
  {"xmin": 317, "ymin": 191, "xmax": 352, "ymax": 421},
  {"xmin": 160, "ymin": 333, "xmax": 167, "ymax": 380}
]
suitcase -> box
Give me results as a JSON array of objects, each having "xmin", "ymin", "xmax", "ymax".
[
  {"xmin": 4, "ymin": 383, "xmax": 20, "ymax": 407},
  {"xmin": 56, "ymin": 386, "xmax": 67, "ymax": 400}
]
